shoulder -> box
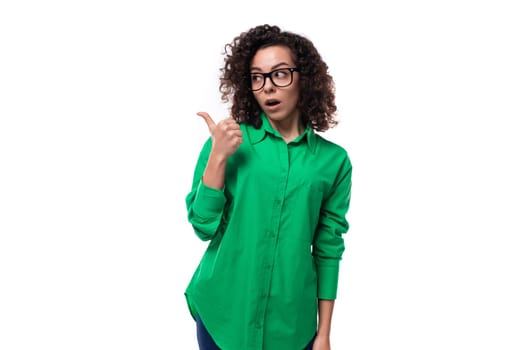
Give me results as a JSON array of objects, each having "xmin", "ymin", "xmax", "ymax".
[
  {"xmin": 199, "ymin": 136, "xmax": 212, "ymax": 152},
  {"xmin": 195, "ymin": 136, "xmax": 213, "ymax": 162},
  {"xmin": 313, "ymin": 133, "xmax": 351, "ymax": 163},
  {"xmin": 240, "ymin": 121, "xmax": 258, "ymax": 132}
]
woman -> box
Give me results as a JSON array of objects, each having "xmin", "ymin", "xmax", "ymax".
[{"xmin": 185, "ymin": 24, "xmax": 352, "ymax": 350}]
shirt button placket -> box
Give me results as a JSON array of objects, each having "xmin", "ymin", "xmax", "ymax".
[{"xmin": 256, "ymin": 140, "xmax": 290, "ymax": 345}]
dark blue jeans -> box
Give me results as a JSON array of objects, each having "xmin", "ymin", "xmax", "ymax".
[{"xmin": 196, "ymin": 315, "xmax": 315, "ymax": 350}]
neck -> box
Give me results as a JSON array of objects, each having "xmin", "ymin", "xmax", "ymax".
[{"xmin": 268, "ymin": 114, "xmax": 304, "ymax": 143}]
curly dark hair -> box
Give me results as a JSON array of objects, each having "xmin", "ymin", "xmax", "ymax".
[{"xmin": 219, "ymin": 24, "xmax": 337, "ymax": 132}]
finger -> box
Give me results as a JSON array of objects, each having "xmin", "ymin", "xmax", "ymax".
[
  {"xmin": 196, "ymin": 112, "xmax": 216, "ymax": 132},
  {"xmin": 228, "ymin": 130, "xmax": 243, "ymax": 138},
  {"xmin": 223, "ymin": 119, "xmax": 241, "ymax": 130}
]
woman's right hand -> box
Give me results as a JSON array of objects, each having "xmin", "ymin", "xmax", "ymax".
[{"xmin": 197, "ymin": 112, "xmax": 243, "ymax": 160}]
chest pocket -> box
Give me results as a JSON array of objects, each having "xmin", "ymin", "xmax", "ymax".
[{"xmin": 281, "ymin": 180, "xmax": 326, "ymax": 243}]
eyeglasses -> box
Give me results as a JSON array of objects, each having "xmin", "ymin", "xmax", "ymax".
[{"xmin": 249, "ymin": 67, "xmax": 300, "ymax": 91}]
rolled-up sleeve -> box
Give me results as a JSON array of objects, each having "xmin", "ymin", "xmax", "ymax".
[
  {"xmin": 313, "ymin": 155, "xmax": 352, "ymax": 299},
  {"xmin": 185, "ymin": 138, "xmax": 226, "ymax": 241}
]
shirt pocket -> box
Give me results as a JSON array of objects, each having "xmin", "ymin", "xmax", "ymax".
[{"xmin": 282, "ymin": 181, "xmax": 325, "ymax": 243}]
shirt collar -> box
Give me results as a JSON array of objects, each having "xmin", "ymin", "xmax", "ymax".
[{"xmin": 246, "ymin": 113, "xmax": 318, "ymax": 154}]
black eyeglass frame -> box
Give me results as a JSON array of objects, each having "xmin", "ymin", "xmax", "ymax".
[{"xmin": 249, "ymin": 67, "xmax": 300, "ymax": 92}]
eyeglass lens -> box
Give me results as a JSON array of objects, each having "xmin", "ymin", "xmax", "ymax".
[{"xmin": 251, "ymin": 69, "xmax": 294, "ymax": 91}]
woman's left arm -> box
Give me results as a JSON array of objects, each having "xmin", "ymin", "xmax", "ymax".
[
  {"xmin": 313, "ymin": 154, "xmax": 352, "ymax": 301},
  {"xmin": 312, "ymin": 153, "xmax": 352, "ymax": 349},
  {"xmin": 314, "ymin": 299, "xmax": 335, "ymax": 349}
]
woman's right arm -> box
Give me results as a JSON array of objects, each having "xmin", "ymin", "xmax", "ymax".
[
  {"xmin": 199, "ymin": 111, "xmax": 242, "ymax": 189},
  {"xmin": 185, "ymin": 112, "xmax": 243, "ymax": 241}
]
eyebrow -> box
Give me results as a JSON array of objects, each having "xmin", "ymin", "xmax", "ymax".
[{"xmin": 250, "ymin": 62, "xmax": 291, "ymax": 72}]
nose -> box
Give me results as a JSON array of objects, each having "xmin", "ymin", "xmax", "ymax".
[{"xmin": 262, "ymin": 76, "xmax": 276, "ymax": 92}]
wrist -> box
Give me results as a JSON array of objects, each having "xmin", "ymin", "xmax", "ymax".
[
  {"xmin": 209, "ymin": 149, "xmax": 229, "ymax": 164},
  {"xmin": 316, "ymin": 330, "xmax": 330, "ymax": 338}
]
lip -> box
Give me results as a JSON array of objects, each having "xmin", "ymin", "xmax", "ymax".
[{"xmin": 264, "ymin": 99, "xmax": 281, "ymax": 111}]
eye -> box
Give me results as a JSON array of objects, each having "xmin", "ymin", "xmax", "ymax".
[
  {"xmin": 251, "ymin": 74, "xmax": 262, "ymax": 82},
  {"xmin": 273, "ymin": 69, "xmax": 290, "ymax": 79}
]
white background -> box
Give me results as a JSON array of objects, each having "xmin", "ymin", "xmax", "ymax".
[{"xmin": 1, "ymin": 0, "xmax": 524, "ymax": 349}]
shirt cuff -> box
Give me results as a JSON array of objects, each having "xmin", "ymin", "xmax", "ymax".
[
  {"xmin": 316, "ymin": 259, "xmax": 340, "ymax": 300},
  {"xmin": 192, "ymin": 180, "xmax": 226, "ymax": 218}
]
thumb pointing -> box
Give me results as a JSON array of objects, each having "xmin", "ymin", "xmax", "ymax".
[{"xmin": 196, "ymin": 112, "xmax": 216, "ymax": 132}]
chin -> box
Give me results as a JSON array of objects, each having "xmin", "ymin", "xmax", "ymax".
[{"xmin": 265, "ymin": 111, "xmax": 287, "ymax": 121}]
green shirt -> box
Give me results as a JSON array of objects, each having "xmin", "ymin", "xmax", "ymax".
[{"xmin": 185, "ymin": 113, "xmax": 352, "ymax": 350}]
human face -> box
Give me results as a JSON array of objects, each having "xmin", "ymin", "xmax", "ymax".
[{"xmin": 250, "ymin": 45, "xmax": 301, "ymax": 126}]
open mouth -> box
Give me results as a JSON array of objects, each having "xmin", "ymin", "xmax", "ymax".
[{"xmin": 265, "ymin": 99, "xmax": 281, "ymax": 107}]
